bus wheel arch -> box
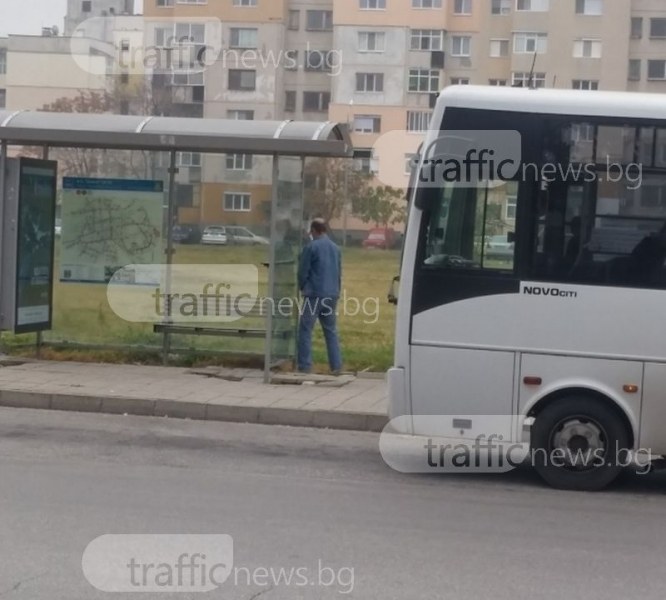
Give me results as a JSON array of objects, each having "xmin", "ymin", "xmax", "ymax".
[{"xmin": 526, "ymin": 388, "xmax": 634, "ymax": 491}]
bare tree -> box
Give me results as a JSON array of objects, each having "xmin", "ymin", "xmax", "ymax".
[{"xmin": 303, "ymin": 158, "xmax": 372, "ymax": 223}]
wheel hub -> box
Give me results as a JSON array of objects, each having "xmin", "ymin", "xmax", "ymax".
[{"xmin": 552, "ymin": 419, "xmax": 605, "ymax": 469}]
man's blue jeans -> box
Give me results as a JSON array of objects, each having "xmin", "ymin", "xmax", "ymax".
[{"xmin": 297, "ymin": 296, "xmax": 342, "ymax": 373}]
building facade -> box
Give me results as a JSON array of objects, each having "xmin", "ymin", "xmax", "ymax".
[{"xmin": 2, "ymin": 0, "xmax": 666, "ymax": 232}]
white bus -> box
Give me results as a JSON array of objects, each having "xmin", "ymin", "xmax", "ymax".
[{"xmin": 388, "ymin": 85, "xmax": 666, "ymax": 490}]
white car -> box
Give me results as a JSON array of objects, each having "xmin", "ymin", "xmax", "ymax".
[
  {"xmin": 201, "ymin": 226, "xmax": 228, "ymax": 245},
  {"xmin": 225, "ymin": 226, "xmax": 269, "ymax": 246},
  {"xmin": 485, "ymin": 235, "xmax": 514, "ymax": 261}
]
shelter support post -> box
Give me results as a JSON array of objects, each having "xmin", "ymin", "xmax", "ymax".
[
  {"xmin": 0, "ymin": 141, "xmax": 6, "ymax": 355},
  {"xmin": 162, "ymin": 150, "xmax": 177, "ymax": 366},
  {"xmin": 35, "ymin": 145, "xmax": 50, "ymax": 358},
  {"xmin": 264, "ymin": 155, "xmax": 279, "ymax": 383}
]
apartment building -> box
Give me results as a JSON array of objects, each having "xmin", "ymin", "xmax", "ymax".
[
  {"xmin": 1, "ymin": 34, "xmax": 107, "ymax": 111},
  {"xmin": 330, "ymin": 0, "xmax": 666, "ymax": 193},
  {"xmin": 65, "ymin": 0, "xmax": 135, "ymax": 36},
  {"xmin": 142, "ymin": 0, "xmax": 340, "ymax": 226},
  {"xmin": 629, "ymin": 0, "xmax": 666, "ymax": 92},
  {"xmin": 5, "ymin": 0, "xmax": 665, "ymax": 231}
]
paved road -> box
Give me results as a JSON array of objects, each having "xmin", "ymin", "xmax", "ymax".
[{"xmin": 1, "ymin": 407, "xmax": 666, "ymax": 600}]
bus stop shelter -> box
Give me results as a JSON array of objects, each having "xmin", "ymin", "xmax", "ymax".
[{"xmin": 0, "ymin": 110, "xmax": 353, "ymax": 382}]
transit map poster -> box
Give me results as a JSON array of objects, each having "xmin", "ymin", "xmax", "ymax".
[{"xmin": 60, "ymin": 178, "xmax": 164, "ymax": 284}]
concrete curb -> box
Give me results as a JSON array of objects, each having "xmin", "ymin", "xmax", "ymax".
[{"xmin": 0, "ymin": 389, "xmax": 388, "ymax": 433}]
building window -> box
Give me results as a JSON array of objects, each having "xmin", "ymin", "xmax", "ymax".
[
  {"xmin": 409, "ymin": 68, "xmax": 440, "ymax": 92},
  {"xmin": 489, "ymin": 78, "xmax": 507, "ymax": 86},
  {"xmin": 356, "ymin": 73, "xmax": 384, "ymax": 92},
  {"xmin": 306, "ymin": 10, "xmax": 333, "ymax": 30},
  {"xmin": 353, "ymin": 115, "xmax": 381, "ymax": 133},
  {"xmin": 575, "ymin": 0, "xmax": 602, "ymax": 15},
  {"xmin": 516, "ymin": 0, "xmax": 549, "ymax": 11},
  {"xmin": 230, "ymin": 28, "xmax": 258, "ymax": 49},
  {"xmin": 490, "ymin": 39, "xmax": 509, "ymax": 57},
  {"xmin": 512, "ymin": 71, "xmax": 546, "ymax": 87},
  {"xmin": 491, "ymin": 0, "xmax": 511, "ymax": 14},
  {"xmin": 0, "ymin": 89, "xmax": 5, "ymax": 109},
  {"xmin": 0, "ymin": 49, "xmax": 5, "ymax": 75},
  {"xmin": 156, "ymin": 0, "xmax": 174, "ymax": 5},
  {"xmin": 628, "ymin": 59, "xmax": 641, "ymax": 81},
  {"xmin": 284, "ymin": 50, "xmax": 298, "ymax": 70},
  {"xmin": 285, "ymin": 91, "xmax": 296, "ymax": 112},
  {"xmin": 224, "ymin": 193, "xmax": 251, "ymax": 212},
  {"xmin": 648, "ymin": 60, "xmax": 666, "ymax": 80},
  {"xmin": 410, "ymin": 29, "xmax": 444, "ymax": 51},
  {"xmin": 172, "ymin": 71, "xmax": 204, "ymax": 86},
  {"xmin": 573, "ymin": 79, "xmax": 599, "ymax": 90},
  {"xmin": 412, "ymin": 0, "xmax": 442, "ymax": 7},
  {"xmin": 513, "ymin": 32, "xmax": 547, "ymax": 54},
  {"xmin": 303, "ymin": 91, "xmax": 330, "ymax": 111},
  {"xmin": 451, "ymin": 35, "xmax": 471, "ymax": 57},
  {"xmin": 233, "ymin": 0, "xmax": 257, "ymax": 6},
  {"xmin": 173, "ymin": 22, "xmax": 205, "ymax": 45},
  {"xmin": 450, "ymin": 77, "xmax": 470, "ymax": 85},
  {"xmin": 228, "ymin": 109, "xmax": 254, "ymax": 120},
  {"xmin": 631, "ymin": 17, "xmax": 643, "ymax": 39},
  {"xmin": 305, "ymin": 50, "xmax": 333, "ymax": 72},
  {"xmin": 226, "ymin": 154, "xmax": 253, "ymax": 170},
  {"xmin": 361, "ymin": 0, "xmax": 386, "ymax": 8},
  {"xmin": 177, "ymin": 152, "xmax": 202, "ymax": 167},
  {"xmin": 81, "ymin": 0, "xmax": 91, "ymax": 12},
  {"xmin": 288, "ymin": 10, "xmax": 299, "ymax": 30},
  {"xmin": 573, "ymin": 39, "xmax": 602, "ymax": 58},
  {"xmin": 405, "ymin": 153, "xmax": 419, "ymax": 174},
  {"xmin": 359, "ymin": 32, "xmax": 386, "ymax": 52},
  {"xmin": 506, "ymin": 195, "xmax": 517, "ymax": 220},
  {"xmin": 454, "ymin": 0, "xmax": 472, "ymax": 14},
  {"xmin": 352, "ymin": 149, "xmax": 377, "ymax": 174},
  {"xmin": 406, "ymin": 111, "xmax": 432, "ymax": 132},
  {"xmin": 228, "ymin": 69, "xmax": 256, "ymax": 91},
  {"xmin": 650, "ymin": 18, "xmax": 666, "ymax": 39}
]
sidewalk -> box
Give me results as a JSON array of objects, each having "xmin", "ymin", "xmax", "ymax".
[{"xmin": 0, "ymin": 360, "xmax": 388, "ymax": 432}]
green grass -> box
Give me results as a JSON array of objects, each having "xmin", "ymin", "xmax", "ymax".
[{"xmin": 2, "ymin": 244, "xmax": 401, "ymax": 373}]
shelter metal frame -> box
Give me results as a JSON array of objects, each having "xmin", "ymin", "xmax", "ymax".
[{"xmin": 0, "ymin": 111, "xmax": 352, "ymax": 382}]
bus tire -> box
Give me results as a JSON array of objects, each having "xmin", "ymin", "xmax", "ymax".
[{"xmin": 531, "ymin": 396, "xmax": 630, "ymax": 491}]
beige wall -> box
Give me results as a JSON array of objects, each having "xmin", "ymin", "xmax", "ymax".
[
  {"xmin": 200, "ymin": 182, "xmax": 271, "ymax": 227},
  {"xmin": 6, "ymin": 37, "xmax": 107, "ymax": 110},
  {"xmin": 333, "ymin": 0, "xmax": 446, "ymax": 29},
  {"xmin": 144, "ymin": 0, "xmax": 287, "ymax": 23}
]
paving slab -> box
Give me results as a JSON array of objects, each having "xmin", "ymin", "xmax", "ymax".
[{"xmin": 0, "ymin": 360, "xmax": 388, "ymax": 432}]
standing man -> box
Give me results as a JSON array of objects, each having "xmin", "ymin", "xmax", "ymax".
[{"xmin": 297, "ymin": 218, "xmax": 342, "ymax": 374}]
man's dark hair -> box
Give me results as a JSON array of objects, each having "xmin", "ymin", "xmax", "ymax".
[{"xmin": 310, "ymin": 219, "xmax": 327, "ymax": 235}]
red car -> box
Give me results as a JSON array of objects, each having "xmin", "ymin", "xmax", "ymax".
[{"xmin": 363, "ymin": 228, "xmax": 395, "ymax": 250}]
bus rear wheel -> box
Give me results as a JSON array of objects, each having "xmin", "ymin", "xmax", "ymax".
[{"xmin": 531, "ymin": 396, "xmax": 630, "ymax": 491}]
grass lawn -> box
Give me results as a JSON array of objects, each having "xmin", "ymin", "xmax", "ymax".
[{"xmin": 3, "ymin": 244, "xmax": 401, "ymax": 373}]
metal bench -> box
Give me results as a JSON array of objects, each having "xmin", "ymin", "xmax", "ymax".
[{"xmin": 153, "ymin": 296, "xmax": 294, "ymax": 341}]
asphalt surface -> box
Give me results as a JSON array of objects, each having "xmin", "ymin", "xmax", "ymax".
[{"xmin": 1, "ymin": 407, "xmax": 666, "ymax": 599}]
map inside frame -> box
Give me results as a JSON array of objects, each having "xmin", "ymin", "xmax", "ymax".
[{"xmin": 60, "ymin": 178, "xmax": 164, "ymax": 284}]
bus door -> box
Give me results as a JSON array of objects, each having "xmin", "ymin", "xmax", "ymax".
[{"xmin": 409, "ymin": 181, "xmax": 520, "ymax": 442}]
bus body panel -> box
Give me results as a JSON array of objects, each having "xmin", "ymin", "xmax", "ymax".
[
  {"xmin": 640, "ymin": 364, "xmax": 666, "ymax": 454},
  {"xmin": 518, "ymin": 354, "xmax": 642, "ymax": 447},
  {"xmin": 411, "ymin": 283, "xmax": 666, "ymax": 362},
  {"xmin": 410, "ymin": 346, "xmax": 516, "ymax": 441}
]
